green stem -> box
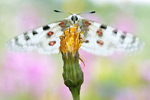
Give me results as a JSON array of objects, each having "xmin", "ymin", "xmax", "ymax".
[
  {"xmin": 62, "ymin": 52, "xmax": 83, "ymax": 100},
  {"xmin": 70, "ymin": 86, "xmax": 80, "ymax": 100}
]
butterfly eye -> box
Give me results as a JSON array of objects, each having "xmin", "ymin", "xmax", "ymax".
[
  {"xmin": 71, "ymin": 16, "xmax": 78, "ymax": 21},
  {"xmin": 71, "ymin": 16, "xmax": 74, "ymax": 21},
  {"xmin": 75, "ymin": 16, "xmax": 78, "ymax": 21}
]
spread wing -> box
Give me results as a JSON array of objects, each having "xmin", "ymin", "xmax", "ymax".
[
  {"xmin": 79, "ymin": 19, "xmax": 145, "ymax": 56},
  {"xmin": 6, "ymin": 19, "xmax": 70, "ymax": 54}
]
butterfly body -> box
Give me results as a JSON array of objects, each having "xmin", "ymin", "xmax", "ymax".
[{"xmin": 6, "ymin": 13, "xmax": 144, "ymax": 56}]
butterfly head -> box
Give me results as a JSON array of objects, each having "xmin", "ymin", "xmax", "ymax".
[
  {"xmin": 69, "ymin": 14, "xmax": 81, "ymax": 24},
  {"xmin": 54, "ymin": 10, "xmax": 96, "ymax": 25}
]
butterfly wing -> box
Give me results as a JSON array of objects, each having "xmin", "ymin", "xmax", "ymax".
[
  {"xmin": 79, "ymin": 19, "xmax": 144, "ymax": 56},
  {"xmin": 6, "ymin": 19, "xmax": 70, "ymax": 54}
]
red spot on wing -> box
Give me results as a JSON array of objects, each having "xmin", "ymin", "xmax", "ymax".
[
  {"xmin": 85, "ymin": 40, "xmax": 89, "ymax": 43},
  {"xmin": 84, "ymin": 21, "xmax": 91, "ymax": 27},
  {"xmin": 59, "ymin": 22, "xmax": 65, "ymax": 27},
  {"xmin": 97, "ymin": 40, "xmax": 104, "ymax": 46},
  {"xmin": 47, "ymin": 31, "xmax": 54, "ymax": 36},
  {"xmin": 49, "ymin": 41, "xmax": 56, "ymax": 46},
  {"xmin": 97, "ymin": 29, "xmax": 103, "ymax": 36}
]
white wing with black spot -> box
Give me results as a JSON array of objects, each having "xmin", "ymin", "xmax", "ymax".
[
  {"xmin": 6, "ymin": 20, "xmax": 69, "ymax": 54},
  {"xmin": 80, "ymin": 20, "xmax": 145, "ymax": 56}
]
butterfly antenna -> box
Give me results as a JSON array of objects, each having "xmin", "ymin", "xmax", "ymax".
[
  {"xmin": 54, "ymin": 10, "xmax": 72, "ymax": 15},
  {"xmin": 89, "ymin": 11, "xmax": 96, "ymax": 14},
  {"xmin": 54, "ymin": 10, "xmax": 63, "ymax": 13},
  {"xmin": 77, "ymin": 11, "xmax": 96, "ymax": 15}
]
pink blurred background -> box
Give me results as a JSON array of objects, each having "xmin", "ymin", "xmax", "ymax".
[{"xmin": 0, "ymin": 0, "xmax": 150, "ymax": 100}]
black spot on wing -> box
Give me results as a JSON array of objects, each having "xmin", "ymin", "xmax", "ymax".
[
  {"xmin": 100, "ymin": 24, "xmax": 107, "ymax": 30},
  {"xmin": 113, "ymin": 29, "xmax": 118, "ymax": 34},
  {"xmin": 121, "ymin": 34, "xmax": 126, "ymax": 40},
  {"xmin": 14, "ymin": 37, "xmax": 21, "ymax": 46},
  {"xmin": 43, "ymin": 25, "xmax": 50, "ymax": 30},
  {"xmin": 24, "ymin": 33, "xmax": 30, "ymax": 40},
  {"xmin": 32, "ymin": 30, "xmax": 38, "ymax": 35}
]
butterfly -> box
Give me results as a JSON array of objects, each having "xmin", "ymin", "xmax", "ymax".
[{"xmin": 6, "ymin": 10, "xmax": 145, "ymax": 56}]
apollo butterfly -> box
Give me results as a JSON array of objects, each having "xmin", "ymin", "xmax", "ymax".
[{"xmin": 6, "ymin": 10, "xmax": 144, "ymax": 56}]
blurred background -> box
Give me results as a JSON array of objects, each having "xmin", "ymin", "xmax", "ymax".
[{"xmin": 0, "ymin": 0, "xmax": 150, "ymax": 100}]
